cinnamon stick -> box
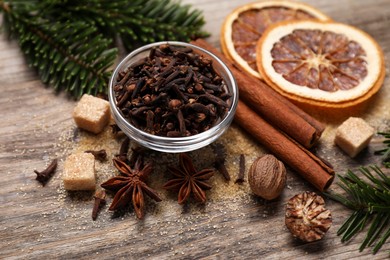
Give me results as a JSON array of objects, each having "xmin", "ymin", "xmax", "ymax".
[
  {"xmin": 235, "ymin": 101, "xmax": 334, "ymax": 191},
  {"xmin": 191, "ymin": 39, "xmax": 325, "ymax": 149},
  {"xmin": 264, "ymin": 83, "xmax": 325, "ymax": 136}
]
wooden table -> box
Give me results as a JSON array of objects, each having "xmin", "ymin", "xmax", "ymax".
[{"xmin": 1, "ymin": 0, "xmax": 389, "ymax": 258}]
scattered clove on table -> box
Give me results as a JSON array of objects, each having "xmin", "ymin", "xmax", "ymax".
[
  {"xmin": 85, "ymin": 149, "xmax": 107, "ymax": 162},
  {"xmin": 212, "ymin": 143, "xmax": 231, "ymax": 181},
  {"xmin": 116, "ymin": 136, "xmax": 130, "ymax": 162},
  {"xmin": 34, "ymin": 158, "xmax": 58, "ymax": 186},
  {"xmin": 235, "ymin": 154, "xmax": 245, "ymax": 184},
  {"xmin": 92, "ymin": 190, "xmax": 106, "ymax": 221}
]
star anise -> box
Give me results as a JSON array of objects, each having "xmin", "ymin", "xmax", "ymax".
[
  {"xmin": 163, "ymin": 153, "xmax": 214, "ymax": 204},
  {"xmin": 101, "ymin": 157, "xmax": 162, "ymax": 219}
]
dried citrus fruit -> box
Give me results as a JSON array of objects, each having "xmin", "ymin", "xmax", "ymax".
[
  {"xmin": 256, "ymin": 21, "xmax": 385, "ymax": 111},
  {"xmin": 221, "ymin": 1, "xmax": 330, "ymax": 78}
]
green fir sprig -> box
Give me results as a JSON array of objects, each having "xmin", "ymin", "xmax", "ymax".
[
  {"xmin": 0, "ymin": 0, "xmax": 208, "ymax": 98},
  {"xmin": 375, "ymin": 131, "xmax": 390, "ymax": 168},
  {"xmin": 325, "ymin": 165, "xmax": 390, "ymax": 254}
]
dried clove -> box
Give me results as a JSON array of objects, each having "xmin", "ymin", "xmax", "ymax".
[
  {"xmin": 128, "ymin": 145, "xmax": 148, "ymax": 167},
  {"xmin": 116, "ymin": 137, "xmax": 130, "ymax": 161},
  {"xmin": 85, "ymin": 149, "xmax": 107, "ymax": 162},
  {"xmin": 110, "ymin": 124, "xmax": 122, "ymax": 135},
  {"xmin": 212, "ymin": 143, "xmax": 230, "ymax": 181},
  {"xmin": 92, "ymin": 190, "xmax": 106, "ymax": 220},
  {"xmin": 34, "ymin": 159, "xmax": 58, "ymax": 186},
  {"xmin": 235, "ymin": 154, "xmax": 245, "ymax": 184},
  {"xmin": 113, "ymin": 43, "xmax": 231, "ymax": 137}
]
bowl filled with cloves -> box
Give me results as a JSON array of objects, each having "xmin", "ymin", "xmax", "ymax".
[{"xmin": 109, "ymin": 41, "xmax": 238, "ymax": 153}]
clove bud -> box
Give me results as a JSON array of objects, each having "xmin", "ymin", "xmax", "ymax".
[
  {"xmin": 92, "ymin": 190, "xmax": 106, "ymax": 221},
  {"xmin": 34, "ymin": 158, "xmax": 58, "ymax": 186}
]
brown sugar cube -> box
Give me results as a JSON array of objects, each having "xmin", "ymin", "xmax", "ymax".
[
  {"xmin": 335, "ymin": 117, "xmax": 375, "ymax": 158},
  {"xmin": 73, "ymin": 94, "xmax": 110, "ymax": 134},
  {"xmin": 63, "ymin": 153, "xmax": 96, "ymax": 190}
]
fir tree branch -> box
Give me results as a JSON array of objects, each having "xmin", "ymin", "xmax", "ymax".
[
  {"xmin": 0, "ymin": 0, "xmax": 209, "ymax": 98},
  {"xmin": 375, "ymin": 131, "xmax": 390, "ymax": 168},
  {"xmin": 325, "ymin": 165, "xmax": 390, "ymax": 254},
  {"xmin": 1, "ymin": 1, "xmax": 117, "ymax": 97},
  {"xmin": 43, "ymin": 0, "xmax": 209, "ymax": 50}
]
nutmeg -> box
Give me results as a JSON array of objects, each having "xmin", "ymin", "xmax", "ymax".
[
  {"xmin": 248, "ymin": 154, "xmax": 286, "ymax": 200},
  {"xmin": 285, "ymin": 191, "xmax": 332, "ymax": 242}
]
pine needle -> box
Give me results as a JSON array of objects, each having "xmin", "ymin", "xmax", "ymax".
[
  {"xmin": 375, "ymin": 131, "xmax": 390, "ymax": 168},
  {"xmin": 325, "ymin": 165, "xmax": 390, "ymax": 254},
  {"xmin": 0, "ymin": 0, "xmax": 208, "ymax": 98}
]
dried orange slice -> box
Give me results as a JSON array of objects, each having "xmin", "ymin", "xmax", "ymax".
[
  {"xmin": 256, "ymin": 20, "xmax": 385, "ymax": 110},
  {"xmin": 221, "ymin": 1, "xmax": 330, "ymax": 78}
]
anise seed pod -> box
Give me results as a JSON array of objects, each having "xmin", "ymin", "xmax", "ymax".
[{"xmin": 285, "ymin": 191, "xmax": 332, "ymax": 242}]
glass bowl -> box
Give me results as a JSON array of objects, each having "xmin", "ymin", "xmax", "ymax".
[{"xmin": 108, "ymin": 41, "xmax": 238, "ymax": 153}]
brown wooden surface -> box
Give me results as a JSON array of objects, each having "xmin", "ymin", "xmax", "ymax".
[{"xmin": 1, "ymin": 0, "xmax": 390, "ymax": 259}]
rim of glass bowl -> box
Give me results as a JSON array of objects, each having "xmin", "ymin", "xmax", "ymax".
[{"xmin": 109, "ymin": 41, "xmax": 238, "ymax": 152}]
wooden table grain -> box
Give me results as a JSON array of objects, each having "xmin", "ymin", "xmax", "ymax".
[{"xmin": 1, "ymin": 0, "xmax": 390, "ymax": 259}]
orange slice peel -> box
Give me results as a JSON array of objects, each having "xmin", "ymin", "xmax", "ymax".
[
  {"xmin": 256, "ymin": 20, "xmax": 385, "ymax": 110},
  {"xmin": 221, "ymin": 0, "xmax": 331, "ymax": 78}
]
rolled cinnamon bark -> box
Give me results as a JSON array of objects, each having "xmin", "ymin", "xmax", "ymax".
[
  {"xmin": 263, "ymin": 82, "xmax": 325, "ymax": 136},
  {"xmin": 235, "ymin": 101, "xmax": 334, "ymax": 191},
  {"xmin": 191, "ymin": 39, "xmax": 325, "ymax": 149}
]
